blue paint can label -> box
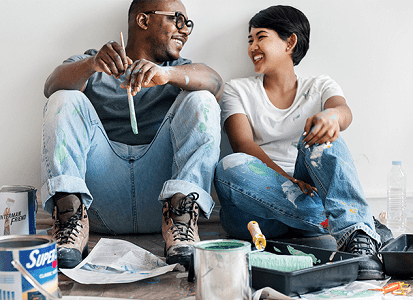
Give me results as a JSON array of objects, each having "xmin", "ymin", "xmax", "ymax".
[
  {"xmin": 0, "ymin": 235, "xmax": 58, "ymax": 300},
  {"xmin": 0, "ymin": 186, "xmax": 36, "ymax": 235}
]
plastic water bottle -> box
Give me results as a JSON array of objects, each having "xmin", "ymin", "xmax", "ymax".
[{"xmin": 387, "ymin": 161, "xmax": 406, "ymax": 235}]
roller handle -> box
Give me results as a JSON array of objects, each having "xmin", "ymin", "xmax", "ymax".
[{"xmin": 248, "ymin": 221, "xmax": 266, "ymax": 250}]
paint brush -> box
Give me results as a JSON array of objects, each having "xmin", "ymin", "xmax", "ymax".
[{"xmin": 120, "ymin": 32, "xmax": 138, "ymax": 134}]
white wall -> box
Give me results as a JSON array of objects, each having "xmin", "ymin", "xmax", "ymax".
[{"xmin": 1, "ymin": 0, "xmax": 412, "ymax": 198}]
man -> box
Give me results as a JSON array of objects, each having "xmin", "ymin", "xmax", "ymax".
[{"xmin": 42, "ymin": 0, "xmax": 222, "ymax": 269}]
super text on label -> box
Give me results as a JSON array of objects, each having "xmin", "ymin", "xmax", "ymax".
[{"xmin": 25, "ymin": 249, "xmax": 57, "ymax": 269}]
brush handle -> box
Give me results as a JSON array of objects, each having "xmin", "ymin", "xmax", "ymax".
[
  {"xmin": 127, "ymin": 87, "xmax": 138, "ymax": 134},
  {"xmin": 120, "ymin": 32, "xmax": 138, "ymax": 134}
]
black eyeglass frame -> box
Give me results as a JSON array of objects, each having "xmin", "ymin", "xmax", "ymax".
[{"xmin": 143, "ymin": 11, "xmax": 194, "ymax": 35}]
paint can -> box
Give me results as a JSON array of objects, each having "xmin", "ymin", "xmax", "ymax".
[
  {"xmin": 0, "ymin": 186, "xmax": 36, "ymax": 236},
  {"xmin": 194, "ymin": 239, "xmax": 251, "ymax": 300},
  {"xmin": 0, "ymin": 235, "xmax": 59, "ymax": 300}
]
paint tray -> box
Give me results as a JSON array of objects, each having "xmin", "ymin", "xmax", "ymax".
[
  {"xmin": 379, "ymin": 234, "xmax": 413, "ymax": 278},
  {"xmin": 251, "ymin": 240, "xmax": 363, "ymax": 296}
]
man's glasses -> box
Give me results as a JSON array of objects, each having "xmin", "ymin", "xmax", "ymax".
[{"xmin": 144, "ymin": 11, "xmax": 194, "ymax": 35}]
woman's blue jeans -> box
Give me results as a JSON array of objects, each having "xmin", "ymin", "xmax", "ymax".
[
  {"xmin": 41, "ymin": 90, "xmax": 221, "ymax": 234},
  {"xmin": 214, "ymin": 136, "xmax": 380, "ymax": 250}
]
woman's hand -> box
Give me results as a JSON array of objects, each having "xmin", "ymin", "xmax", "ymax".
[
  {"xmin": 290, "ymin": 177, "xmax": 318, "ymax": 197},
  {"xmin": 303, "ymin": 96, "xmax": 352, "ymax": 148},
  {"xmin": 302, "ymin": 108, "xmax": 340, "ymax": 148}
]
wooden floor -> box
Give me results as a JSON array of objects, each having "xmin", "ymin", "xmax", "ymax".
[
  {"xmin": 36, "ymin": 204, "xmax": 339, "ymax": 299},
  {"xmin": 35, "ymin": 203, "xmax": 413, "ymax": 299},
  {"xmin": 37, "ymin": 204, "xmax": 227, "ymax": 299}
]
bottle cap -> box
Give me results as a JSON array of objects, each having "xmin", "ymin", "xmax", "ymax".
[{"xmin": 392, "ymin": 161, "xmax": 402, "ymax": 165}]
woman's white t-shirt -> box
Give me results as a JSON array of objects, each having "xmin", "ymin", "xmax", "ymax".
[{"xmin": 219, "ymin": 74, "xmax": 345, "ymax": 175}]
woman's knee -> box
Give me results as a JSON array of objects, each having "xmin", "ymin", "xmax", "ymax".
[{"xmin": 215, "ymin": 153, "xmax": 256, "ymax": 179}]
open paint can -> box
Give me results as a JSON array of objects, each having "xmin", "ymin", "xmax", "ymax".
[
  {"xmin": 0, "ymin": 186, "xmax": 36, "ymax": 235},
  {"xmin": 194, "ymin": 239, "xmax": 251, "ymax": 300},
  {"xmin": 0, "ymin": 235, "xmax": 59, "ymax": 300}
]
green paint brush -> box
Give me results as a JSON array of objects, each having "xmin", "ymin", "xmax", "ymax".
[{"xmin": 120, "ymin": 32, "xmax": 138, "ymax": 135}]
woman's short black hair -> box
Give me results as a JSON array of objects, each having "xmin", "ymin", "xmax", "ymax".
[{"xmin": 249, "ymin": 5, "xmax": 310, "ymax": 66}]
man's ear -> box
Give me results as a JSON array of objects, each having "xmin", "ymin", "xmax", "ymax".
[{"xmin": 136, "ymin": 13, "xmax": 149, "ymax": 30}]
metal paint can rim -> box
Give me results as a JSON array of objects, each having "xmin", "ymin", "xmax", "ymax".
[
  {"xmin": 194, "ymin": 239, "xmax": 251, "ymax": 252},
  {"xmin": 0, "ymin": 234, "xmax": 55, "ymax": 251},
  {"xmin": 0, "ymin": 185, "xmax": 36, "ymax": 193}
]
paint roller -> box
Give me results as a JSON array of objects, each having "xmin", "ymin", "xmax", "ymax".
[
  {"xmin": 248, "ymin": 221, "xmax": 313, "ymax": 272},
  {"xmin": 251, "ymin": 251, "xmax": 313, "ymax": 272}
]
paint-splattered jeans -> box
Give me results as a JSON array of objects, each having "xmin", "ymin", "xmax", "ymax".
[
  {"xmin": 41, "ymin": 90, "xmax": 221, "ymax": 234},
  {"xmin": 214, "ymin": 136, "xmax": 380, "ymax": 250}
]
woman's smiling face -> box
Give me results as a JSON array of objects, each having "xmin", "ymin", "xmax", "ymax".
[{"xmin": 248, "ymin": 27, "xmax": 291, "ymax": 74}]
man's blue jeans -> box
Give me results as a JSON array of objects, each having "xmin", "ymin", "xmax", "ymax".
[
  {"xmin": 41, "ymin": 90, "xmax": 221, "ymax": 234},
  {"xmin": 214, "ymin": 136, "xmax": 380, "ymax": 250}
]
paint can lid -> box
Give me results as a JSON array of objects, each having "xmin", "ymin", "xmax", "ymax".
[
  {"xmin": 195, "ymin": 239, "xmax": 251, "ymax": 252},
  {"xmin": 0, "ymin": 185, "xmax": 36, "ymax": 193},
  {"xmin": 0, "ymin": 235, "xmax": 55, "ymax": 250}
]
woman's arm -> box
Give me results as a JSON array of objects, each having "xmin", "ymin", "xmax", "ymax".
[
  {"xmin": 225, "ymin": 113, "xmax": 317, "ymax": 196},
  {"xmin": 302, "ymin": 95, "xmax": 352, "ymax": 147}
]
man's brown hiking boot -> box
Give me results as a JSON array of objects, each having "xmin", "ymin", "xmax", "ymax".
[
  {"xmin": 52, "ymin": 194, "xmax": 89, "ymax": 269},
  {"xmin": 162, "ymin": 192, "xmax": 200, "ymax": 269}
]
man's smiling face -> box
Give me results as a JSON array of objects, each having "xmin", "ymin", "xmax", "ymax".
[{"xmin": 145, "ymin": 0, "xmax": 190, "ymax": 63}]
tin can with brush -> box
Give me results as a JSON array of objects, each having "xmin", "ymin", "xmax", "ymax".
[{"xmin": 0, "ymin": 235, "xmax": 59, "ymax": 300}]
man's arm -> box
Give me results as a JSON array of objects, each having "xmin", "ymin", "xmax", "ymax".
[
  {"xmin": 122, "ymin": 59, "xmax": 223, "ymax": 101},
  {"xmin": 44, "ymin": 42, "xmax": 129, "ymax": 98},
  {"xmin": 44, "ymin": 57, "xmax": 95, "ymax": 98},
  {"xmin": 165, "ymin": 63, "xmax": 223, "ymax": 101}
]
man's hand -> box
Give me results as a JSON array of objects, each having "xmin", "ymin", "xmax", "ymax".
[
  {"xmin": 93, "ymin": 41, "xmax": 132, "ymax": 79},
  {"xmin": 302, "ymin": 108, "xmax": 340, "ymax": 148},
  {"xmin": 121, "ymin": 59, "xmax": 170, "ymax": 95}
]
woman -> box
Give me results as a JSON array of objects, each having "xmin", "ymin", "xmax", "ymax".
[{"xmin": 215, "ymin": 5, "xmax": 383, "ymax": 280}]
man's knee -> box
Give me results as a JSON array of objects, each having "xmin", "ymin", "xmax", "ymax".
[
  {"xmin": 43, "ymin": 90, "xmax": 97, "ymax": 127},
  {"xmin": 186, "ymin": 89, "xmax": 216, "ymax": 101},
  {"xmin": 173, "ymin": 90, "xmax": 221, "ymax": 143},
  {"xmin": 179, "ymin": 90, "xmax": 220, "ymax": 114},
  {"xmin": 45, "ymin": 90, "xmax": 89, "ymax": 115}
]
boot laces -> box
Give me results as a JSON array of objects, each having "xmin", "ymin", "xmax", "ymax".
[
  {"xmin": 55, "ymin": 206, "xmax": 84, "ymax": 245},
  {"xmin": 172, "ymin": 222, "xmax": 197, "ymax": 242},
  {"xmin": 347, "ymin": 231, "xmax": 377, "ymax": 256},
  {"xmin": 165, "ymin": 192, "xmax": 199, "ymax": 242}
]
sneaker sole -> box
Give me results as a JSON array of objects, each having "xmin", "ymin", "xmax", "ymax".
[{"xmin": 357, "ymin": 269, "xmax": 385, "ymax": 281}]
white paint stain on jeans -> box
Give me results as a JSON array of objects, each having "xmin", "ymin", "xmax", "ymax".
[
  {"xmin": 281, "ymin": 180, "xmax": 301, "ymax": 208},
  {"xmin": 309, "ymin": 143, "xmax": 332, "ymax": 168},
  {"xmin": 223, "ymin": 154, "xmax": 250, "ymax": 170}
]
